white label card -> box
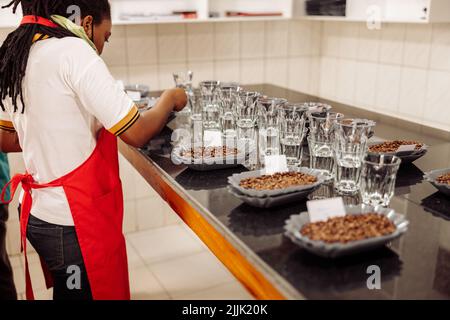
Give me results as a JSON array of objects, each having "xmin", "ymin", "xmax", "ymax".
[
  {"xmin": 203, "ymin": 131, "xmax": 223, "ymax": 147},
  {"xmin": 126, "ymin": 90, "xmax": 142, "ymax": 101},
  {"xmin": 397, "ymin": 144, "xmax": 416, "ymax": 153},
  {"xmin": 307, "ymin": 197, "xmax": 346, "ymax": 223},
  {"xmin": 264, "ymin": 155, "xmax": 288, "ymax": 175}
]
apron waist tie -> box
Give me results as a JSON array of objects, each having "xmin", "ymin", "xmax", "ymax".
[{"xmin": 1, "ymin": 173, "xmax": 57, "ymax": 300}]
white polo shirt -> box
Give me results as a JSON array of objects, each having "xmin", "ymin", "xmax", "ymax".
[{"xmin": 0, "ymin": 37, "xmax": 139, "ymax": 226}]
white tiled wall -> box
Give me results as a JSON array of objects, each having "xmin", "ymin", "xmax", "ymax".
[
  {"xmin": 2, "ymin": 18, "xmax": 450, "ymax": 131},
  {"xmin": 318, "ymin": 21, "xmax": 450, "ymax": 132},
  {"xmin": 101, "ymin": 19, "xmax": 450, "ymax": 132},
  {"xmin": 101, "ymin": 20, "xmax": 321, "ymax": 96}
]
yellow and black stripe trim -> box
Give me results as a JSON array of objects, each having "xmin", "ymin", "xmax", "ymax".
[
  {"xmin": 108, "ymin": 105, "xmax": 140, "ymax": 136},
  {"xmin": 0, "ymin": 120, "xmax": 16, "ymax": 133},
  {"xmin": 32, "ymin": 33, "xmax": 50, "ymax": 43}
]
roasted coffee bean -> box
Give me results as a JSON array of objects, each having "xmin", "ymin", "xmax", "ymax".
[
  {"xmin": 239, "ymin": 172, "xmax": 317, "ymax": 191},
  {"xmin": 300, "ymin": 213, "xmax": 396, "ymax": 244},
  {"xmin": 181, "ymin": 146, "xmax": 238, "ymax": 159},
  {"xmin": 437, "ymin": 173, "xmax": 450, "ymax": 185},
  {"xmin": 369, "ymin": 140, "xmax": 423, "ymax": 153}
]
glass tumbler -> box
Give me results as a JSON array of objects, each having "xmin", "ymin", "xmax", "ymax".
[
  {"xmin": 189, "ymin": 89, "xmax": 204, "ymax": 144},
  {"xmin": 334, "ymin": 118, "xmax": 376, "ymax": 145},
  {"xmin": 257, "ymin": 97, "xmax": 287, "ymax": 163},
  {"xmin": 333, "ymin": 119, "xmax": 376, "ymax": 194},
  {"xmin": 173, "ymin": 71, "xmax": 193, "ymax": 89},
  {"xmin": 308, "ymin": 137, "xmax": 335, "ymax": 181},
  {"xmin": 308, "ymin": 111, "xmax": 345, "ymax": 142},
  {"xmin": 307, "ymin": 183, "xmax": 334, "ymax": 201},
  {"xmin": 333, "ymin": 140, "xmax": 368, "ymax": 194},
  {"xmin": 302, "ymin": 102, "xmax": 333, "ymax": 114},
  {"xmin": 218, "ymin": 83, "xmax": 241, "ymax": 138},
  {"xmin": 173, "ymin": 71, "xmax": 193, "ymax": 114},
  {"xmin": 189, "ymin": 89, "xmax": 203, "ymax": 118},
  {"xmin": 278, "ymin": 104, "xmax": 308, "ymax": 166},
  {"xmin": 199, "ymin": 81, "xmax": 221, "ymax": 130},
  {"xmin": 236, "ymin": 91, "xmax": 260, "ymax": 142},
  {"xmin": 361, "ymin": 154, "xmax": 401, "ymax": 207}
]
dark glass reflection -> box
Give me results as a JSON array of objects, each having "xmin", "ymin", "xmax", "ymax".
[{"xmin": 421, "ymin": 192, "xmax": 450, "ymax": 221}]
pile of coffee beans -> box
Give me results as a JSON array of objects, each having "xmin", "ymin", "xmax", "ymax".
[
  {"xmin": 437, "ymin": 173, "xmax": 450, "ymax": 185},
  {"xmin": 300, "ymin": 213, "xmax": 396, "ymax": 244},
  {"xmin": 181, "ymin": 146, "xmax": 238, "ymax": 159},
  {"xmin": 369, "ymin": 140, "xmax": 423, "ymax": 153},
  {"xmin": 239, "ymin": 172, "xmax": 317, "ymax": 191}
]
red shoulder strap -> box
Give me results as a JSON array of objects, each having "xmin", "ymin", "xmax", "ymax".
[{"xmin": 21, "ymin": 16, "xmax": 59, "ymax": 28}]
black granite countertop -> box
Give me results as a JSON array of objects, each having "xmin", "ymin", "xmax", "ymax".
[{"xmin": 137, "ymin": 84, "xmax": 450, "ymax": 300}]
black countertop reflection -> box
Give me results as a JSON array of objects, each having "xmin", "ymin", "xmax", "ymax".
[{"xmin": 139, "ymin": 85, "xmax": 450, "ymax": 300}]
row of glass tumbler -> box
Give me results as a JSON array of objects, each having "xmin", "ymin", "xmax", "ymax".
[
  {"xmin": 307, "ymin": 113, "xmax": 401, "ymax": 207},
  {"xmin": 191, "ymin": 81, "xmax": 326, "ymax": 166},
  {"xmin": 190, "ymin": 81, "xmax": 402, "ymax": 207}
]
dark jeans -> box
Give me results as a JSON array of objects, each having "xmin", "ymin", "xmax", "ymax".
[
  {"xmin": 26, "ymin": 214, "xmax": 93, "ymax": 300},
  {"xmin": 0, "ymin": 205, "xmax": 17, "ymax": 300}
]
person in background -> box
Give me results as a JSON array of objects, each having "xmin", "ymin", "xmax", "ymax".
[
  {"xmin": 0, "ymin": 0, "xmax": 186, "ymax": 300},
  {"xmin": 0, "ymin": 152, "xmax": 17, "ymax": 300}
]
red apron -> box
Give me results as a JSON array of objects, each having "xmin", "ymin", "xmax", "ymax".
[{"xmin": 1, "ymin": 129, "xmax": 130, "ymax": 300}]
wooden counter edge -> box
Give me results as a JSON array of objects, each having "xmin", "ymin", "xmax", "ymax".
[{"xmin": 119, "ymin": 141, "xmax": 288, "ymax": 300}]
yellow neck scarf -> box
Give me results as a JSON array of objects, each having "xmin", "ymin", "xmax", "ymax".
[{"xmin": 31, "ymin": 15, "xmax": 98, "ymax": 55}]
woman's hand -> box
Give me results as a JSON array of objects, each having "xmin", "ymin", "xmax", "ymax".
[
  {"xmin": 120, "ymin": 88, "xmax": 187, "ymax": 148},
  {"xmin": 167, "ymin": 88, "xmax": 188, "ymax": 112}
]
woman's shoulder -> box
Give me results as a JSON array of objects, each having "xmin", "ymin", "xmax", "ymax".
[
  {"xmin": 45, "ymin": 36, "xmax": 94, "ymax": 53},
  {"xmin": 35, "ymin": 37, "xmax": 100, "ymax": 69}
]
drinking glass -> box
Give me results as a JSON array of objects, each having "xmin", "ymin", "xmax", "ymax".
[
  {"xmin": 218, "ymin": 83, "xmax": 241, "ymax": 138},
  {"xmin": 257, "ymin": 97, "xmax": 287, "ymax": 163},
  {"xmin": 199, "ymin": 81, "xmax": 221, "ymax": 130},
  {"xmin": 341, "ymin": 192, "xmax": 363, "ymax": 206},
  {"xmin": 302, "ymin": 102, "xmax": 332, "ymax": 114},
  {"xmin": 308, "ymin": 137, "xmax": 335, "ymax": 181},
  {"xmin": 361, "ymin": 154, "xmax": 401, "ymax": 207},
  {"xmin": 333, "ymin": 118, "xmax": 376, "ymax": 194},
  {"xmin": 236, "ymin": 91, "xmax": 260, "ymax": 142},
  {"xmin": 334, "ymin": 140, "xmax": 367, "ymax": 194},
  {"xmin": 308, "ymin": 112, "xmax": 345, "ymax": 142},
  {"xmin": 173, "ymin": 71, "xmax": 193, "ymax": 89},
  {"xmin": 307, "ymin": 183, "xmax": 334, "ymax": 200},
  {"xmin": 334, "ymin": 118, "xmax": 376, "ymax": 145},
  {"xmin": 258, "ymin": 97, "xmax": 287, "ymax": 128},
  {"xmin": 189, "ymin": 89, "xmax": 204, "ymax": 144},
  {"xmin": 173, "ymin": 71, "xmax": 194, "ymax": 114},
  {"xmin": 189, "ymin": 88, "xmax": 203, "ymax": 118},
  {"xmin": 278, "ymin": 103, "xmax": 308, "ymax": 166}
]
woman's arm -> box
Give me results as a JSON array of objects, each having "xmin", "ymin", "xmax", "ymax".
[
  {"xmin": 0, "ymin": 130, "xmax": 22, "ymax": 153},
  {"xmin": 120, "ymin": 88, "xmax": 187, "ymax": 148}
]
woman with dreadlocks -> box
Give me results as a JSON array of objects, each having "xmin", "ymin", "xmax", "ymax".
[{"xmin": 0, "ymin": 0, "xmax": 187, "ymax": 300}]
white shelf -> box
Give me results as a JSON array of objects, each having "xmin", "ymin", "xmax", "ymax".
[
  {"xmin": 3, "ymin": 0, "xmax": 448, "ymax": 29},
  {"xmin": 112, "ymin": 16, "xmax": 290, "ymax": 26},
  {"xmin": 209, "ymin": 0, "xmax": 293, "ymax": 19},
  {"xmin": 293, "ymin": 0, "xmax": 450, "ymax": 23},
  {"xmin": 0, "ymin": 0, "xmax": 292, "ymax": 29},
  {"xmin": 296, "ymin": 16, "xmax": 430, "ymax": 24}
]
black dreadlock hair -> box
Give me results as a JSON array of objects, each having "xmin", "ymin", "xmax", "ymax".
[{"xmin": 0, "ymin": 0, "xmax": 111, "ymax": 113}]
